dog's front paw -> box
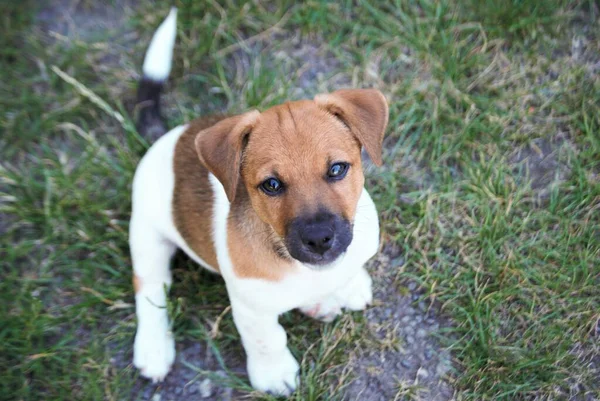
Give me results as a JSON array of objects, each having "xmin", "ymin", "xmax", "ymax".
[
  {"xmin": 133, "ymin": 327, "xmax": 175, "ymax": 383},
  {"xmin": 299, "ymin": 296, "xmax": 342, "ymax": 322},
  {"xmin": 247, "ymin": 348, "xmax": 299, "ymax": 396},
  {"xmin": 335, "ymin": 267, "xmax": 373, "ymax": 311}
]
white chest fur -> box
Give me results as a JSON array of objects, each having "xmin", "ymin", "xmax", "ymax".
[{"xmin": 208, "ymin": 174, "xmax": 380, "ymax": 314}]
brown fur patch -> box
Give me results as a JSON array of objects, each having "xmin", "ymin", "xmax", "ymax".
[
  {"xmin": 133, "ymin": 274, "xmax": 142, "ymax": 293},
  {"xmin": 172, "ymin": 116, "xmax": 227, "ymax": 272},
  {"xmin": 227, "ymin": 188, "xmax": 297, "ymax": 281}
]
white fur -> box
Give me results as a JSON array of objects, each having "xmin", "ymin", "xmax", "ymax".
[
  {"xmin": 131, "ymin": 125, "xmax": 380, "ymax": 394},
  {"xmin": 142, "ymin": 7, "xmax": 177, "ymax": 82},
  {"xmin": 300, "ymin": 267, "xmax": 373, "ymax": 322}
]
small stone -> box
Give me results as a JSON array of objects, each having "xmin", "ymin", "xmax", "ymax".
[
  {"xmin": 410, "ymin": 319, "xmax": 418, "ymax": 327},
  {"xmin": 405, "ymin": 335, "xmax": 415, "ymax": 345},
  {"xmin": 407, "ymin": 282, "xmax": 417, "ymax": 291},
  {"xmin": 174, "ymin": 387, "xmax": 182, "ymax": 395},
  {"xmin": 436, "ymin": 360, "xmax": 451, "ymax": 376},
  {"xmin": 401, "ymin": 316, "xmax": 412, "ymax": 324},
  {"xmin": 412, "ymin": 293, "xmax": 419, "ymax": 301},
  {"xmin": 151, "ymin": 395, "xmax": 161, "ymax": 401},
  {"xmin": 416, "ymin": 328, "xmax": 427, "ymax": 338},
  {"xmin": 391, "ymin": 257, "xmax": 405, "ymax": 267},
  {"xmin": 188, "ymin": 383, "xmax": 198, "ymax": 394},
  {"xmin": 415, "ymin": 315, "xmax": 423, "ymax": 324},
  {"xmin": 426, "ymin": 318, "xmax": 436, "ymax": 325},
  {"xmin": 199, "ymin": 378, "xmax": 213, "ymax": 398},
  {"xmin": 142, "ymin": 388, "xmax": 154, "ymax": 400},
  {"xmin": 418, "ymin": 301, "xmax": 427, "ymax": 312},
  {"xmin": 405, "ymin": 307, "xmax": 416, "ymax": 315},
  {"xmin": 416, "ymin": 367, "xmax": 429, "ymax": 379},
  {"xmin": 424, "ymin": 348, "xmax": 434, "ymax": 360},
  {"xmin": 383, "ymin": 308, "xmax": 392, "ymax": 319},
  {"xmin": 401, "ymin": 359, "xmax": 414, "ymax": 368},
  {"xmin": 221, "ymin": 386, "xmax": 233, "ymax": 401},
  {"xmin": 404, "ymin": 326, "xmax": 414, "ymax": 335},
  {"xmin": 430, "ymin": 323, "xmax": 439, "ymax": 331}
]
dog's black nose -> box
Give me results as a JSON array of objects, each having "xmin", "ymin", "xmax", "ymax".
[
  {"xmin": 301, "ymin": 227, "xmax": 334, "ymax": 255},
  {"xmin": 286, "ymin": 211, "xmax": 353, "ymax": 265}
]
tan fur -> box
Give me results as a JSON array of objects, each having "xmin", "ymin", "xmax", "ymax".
[
  {"xmin": 133, "ymin": 274, "xmax": 142, "ymax": 293},
  {"xmin": 195, "ymin": 111, "xmax": 260, "ymax": 202},
  {"xmin": 172, "ymin": 90, "xmax": 388, "ymax": 281},
  {"xmin": 172, "ymin": 116, "xmax": 227, "ymax": 272},
  {"xmin": 227, "ymin": 190, "xmax": 297, "ymax": 280},
  {"xmin": 240, "ymin": 100, "xmax": 365, "ymax": 239}
]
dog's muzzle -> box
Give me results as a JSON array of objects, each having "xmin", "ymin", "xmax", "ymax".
[{"xmin": 285, "ymin": 211, "xmax": 353, "ymax": 266}]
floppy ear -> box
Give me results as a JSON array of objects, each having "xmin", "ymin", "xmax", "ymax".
[
  {"xmin": 195, "ymin": 110, "xmax": 260, "ymax": 203},
  {"xmin": 314, "ymin": 89, "xmax": 388, "ymax": 166}
]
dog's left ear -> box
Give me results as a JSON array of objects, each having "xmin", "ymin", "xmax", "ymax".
[{"xmin": 315, "ymin": 89, "xmax": 388, "ymax": 166}]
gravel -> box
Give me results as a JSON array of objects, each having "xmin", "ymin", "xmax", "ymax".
[
  {"xmin": 199, "ymin": 378, "xmax": 213, "ymax": 398},
  {"xmin": 343, "ymin": 250, "xmax": 455, "ymax": 401},
  {"xmin": 126, "ymin": 341, "xmax": 245, "ymax": 401}
]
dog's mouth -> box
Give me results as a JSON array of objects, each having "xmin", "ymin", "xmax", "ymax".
[
  {"xmin": 284, "ymin": 213, "xmax": 353, "ymax": 268},
  {"xmin": 272, "ymin": 236, "xmax": 349, "ymax": 268},
  {"xmin": 288, "ymin": 245, "xmax": 349, "ymax": 269}
]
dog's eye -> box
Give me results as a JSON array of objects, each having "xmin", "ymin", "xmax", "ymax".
[
  {"xmin": 327, "ymin": 162, "xmax": 349, "ymax": 181},
  {"xmin": 260, "ymin": 177, "xmax": 284, "ymax": 195}
]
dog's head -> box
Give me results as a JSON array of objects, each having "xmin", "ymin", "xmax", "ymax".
[{"xmin": 195, "ymin": 89, "xmax": 388, "ymax": 267}]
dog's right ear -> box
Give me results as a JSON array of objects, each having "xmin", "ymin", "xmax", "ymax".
[{"xmin": 195, "ymin": 111, "xmax": 260, "ymax": 203}]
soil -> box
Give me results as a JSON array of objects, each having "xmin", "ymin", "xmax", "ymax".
[
  {"xmin": 342, "ymin": 249, "xmax": 455, "ymax": 401},
  {"xmin": 129, "ymin": 341, "xmax": 247, "ymax": 401}
]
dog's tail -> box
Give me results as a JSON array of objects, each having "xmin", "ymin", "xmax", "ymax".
[{"xmin": 136, "ymin": 7, "xmax": 177, "ymax": 141}]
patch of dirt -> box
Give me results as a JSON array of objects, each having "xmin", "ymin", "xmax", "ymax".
[
  {"xmin": 510, "ymin": 137, "xmax": 571, "ymax": 192},
  {"xmin": 128, "ymin": 341, "xmax": 246, "ymax": 401},
  {"xmin": 273, "ymin": 35, "xmax": 352, "ymax": 97},
  {"xmin": 344, "ymin": 248, "xmax": 455, "ymax": 401},
  {"xmin": 36, "ymin": 0, "xmax": 137, "ymax": 42},
  {"xmin": 570, "ymin": 9, "xmax": 600, "ymax": 77},
  {"xmin": 216, "ymin": 33, "xmax": 353, "ymax": 101}
]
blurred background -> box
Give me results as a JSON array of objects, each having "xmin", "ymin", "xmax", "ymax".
[{"xmin": 1, "ymin": 1, "xmax": 599, "ymax": 400}]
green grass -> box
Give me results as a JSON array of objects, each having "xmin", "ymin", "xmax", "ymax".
[{"xmin": 1, "ymin": 0, "xmax": 599, "ymax": 400}]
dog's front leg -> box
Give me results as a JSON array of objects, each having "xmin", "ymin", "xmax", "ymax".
[
  {"xmin": 230, "ymin": 298, "xmax": 299, "ymax": 396},
  {"xmin": 300, "ymin": 266, "xmax": 373, "ymax": 322}
]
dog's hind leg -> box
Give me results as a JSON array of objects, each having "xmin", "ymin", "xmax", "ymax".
[{"xmin": 130, "ymin": 216, "xmax": 177, "ymax": 382}]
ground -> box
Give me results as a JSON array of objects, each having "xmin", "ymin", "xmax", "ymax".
[{"xmin": 1, "ymin": 1, "xmax": 599, "ymax": 401}]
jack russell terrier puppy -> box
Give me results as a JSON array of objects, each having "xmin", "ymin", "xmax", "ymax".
[{"xmin": 131, "ymin": 8, "xmax": 388, "ymax": 396}]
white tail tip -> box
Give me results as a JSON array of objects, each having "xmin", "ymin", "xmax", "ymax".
[{"xmin": 142, "ymin": 7, "xmax": 177, "ymax": 82}]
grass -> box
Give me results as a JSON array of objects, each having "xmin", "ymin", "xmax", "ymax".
[{"xmin": 1, "ymin": 0, "xmax": 599, "ymax": 400}]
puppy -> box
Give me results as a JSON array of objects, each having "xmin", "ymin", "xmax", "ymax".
[{"xmin": 131, "ymin": 9, "xmax": 388, "ymax": 395}]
